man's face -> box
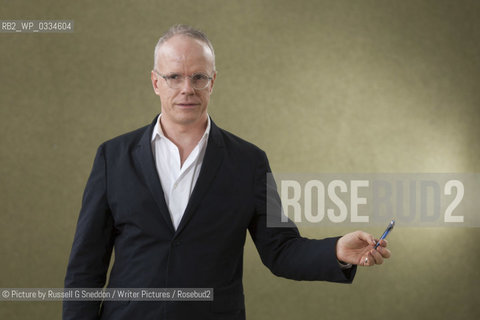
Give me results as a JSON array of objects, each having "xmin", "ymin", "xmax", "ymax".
[{"xmin": 151, "ymin": 35, "xmax": 216, "ymax": 128}]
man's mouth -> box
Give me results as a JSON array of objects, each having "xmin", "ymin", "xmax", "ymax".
[{"xmin": 176, "ymin": 103, "xmax": 199, "ymax": 107}]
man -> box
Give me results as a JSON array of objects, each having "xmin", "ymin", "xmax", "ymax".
[{"xmin": 64, "ymin": 25, "xmax": 391, "ymax": 319}]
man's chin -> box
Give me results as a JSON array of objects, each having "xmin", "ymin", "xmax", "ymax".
[{"xmin": 168, "ymin": 112, "xmax": 207, "ymax": 127}]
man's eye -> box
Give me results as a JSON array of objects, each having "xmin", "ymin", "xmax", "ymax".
[
  {"xmin": 167, "ymin": 74, "xmax": 181, "ymax": 80},
  {"xmin": 192, "ymin": 74, "xmax": 208, "ymax": 81}
]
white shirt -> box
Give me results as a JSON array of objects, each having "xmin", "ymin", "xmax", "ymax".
[{"xmin": 151, "ymin": 115, "xmax": 210, "ymax": 230}]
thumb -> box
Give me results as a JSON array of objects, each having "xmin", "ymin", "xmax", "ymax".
[{"xmin": 356, "ymin": 231, "xmax": 376, "ymax": 246}]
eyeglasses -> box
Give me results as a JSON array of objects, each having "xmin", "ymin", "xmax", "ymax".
[{"xmin": 153, "ymin": 70, "xmax": 213, "ymax": 90}]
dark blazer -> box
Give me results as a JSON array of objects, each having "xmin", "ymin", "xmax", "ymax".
[{"xmin": 63, "ymin": 116, "xmax": 356, "ymax": 320}]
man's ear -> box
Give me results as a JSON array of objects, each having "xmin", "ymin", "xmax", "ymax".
[
  {"xmin": 209, "ymin": 71, "xmax": 217, "ymax": 93},
  {"xmin": 151, "ymin": 71, "xmax": 161, "ymax": 96}
]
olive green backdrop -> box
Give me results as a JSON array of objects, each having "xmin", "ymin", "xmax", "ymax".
[{"xmin": 1, "ymin": 0, "xmax": 479, "ymax": 319}]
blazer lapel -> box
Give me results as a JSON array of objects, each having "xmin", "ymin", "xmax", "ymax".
[
  {"xmin": 174, "ymin": 119, "xmax": 225, "ymax": 237},
  {"xmin": 132, "ymin": 116, "xmax": 175, "ymax": 234}
]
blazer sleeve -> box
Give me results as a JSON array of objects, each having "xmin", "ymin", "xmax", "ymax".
[
  {"xmin": 63, "ymin": 144, "xmax": 115, "ymax": 320},
  {"xmin": 248, "ymin": 150, "xmax": 356, "ymax": 282}
]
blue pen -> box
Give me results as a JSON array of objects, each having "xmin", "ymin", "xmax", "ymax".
[{"xmin": 374, "ymin": 219, "xmax": 395, "ymax": 249}]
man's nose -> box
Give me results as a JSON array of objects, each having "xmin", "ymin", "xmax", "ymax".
[{"xmin": 180, "ymin": 77, "xmax": 195, "ymax": 94}]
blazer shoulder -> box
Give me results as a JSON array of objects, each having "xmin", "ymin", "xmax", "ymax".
[
  {"xmin": 100, "ymin": 123, "xmax": 151, "ymax": 154},
  {"xmin": 215, "ymin": 126, "xmax": 267, "ymax": 160}
]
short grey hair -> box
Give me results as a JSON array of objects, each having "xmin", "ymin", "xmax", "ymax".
[{"xmin": 153, "ymin": 24, "xmax": 216, "ymax": 71}]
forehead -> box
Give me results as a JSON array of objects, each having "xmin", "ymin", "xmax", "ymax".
[{"xmin": 156, "ymin": 35, "xmax": 214, "ymax": 72}]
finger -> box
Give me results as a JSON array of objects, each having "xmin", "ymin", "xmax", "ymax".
[
  {"xmin": 376, "ymin": 246, "xmax": 392, "ymax": 259},
  {"xmin": 361, "ymin": 255, "xmax": 369, "ymax": 266},
  {"xmin": 370, "ymin": 249, "xmax": 384, "ymax": 265},
  {"xmin": 373, "ymin": 239, "xmax": 388, "ymax": 250},
  {"xmin": 377, "ymin": 239, "xmax": 388, "ymax": 247},
  {"xmin": 361, "ymin": 253, "xmax": 374, "ymax": 267}
]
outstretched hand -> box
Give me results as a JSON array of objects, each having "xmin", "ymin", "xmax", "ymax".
[{"xmin": 336, "ymin": 231, "xmax": 391, "ymax": 267}]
